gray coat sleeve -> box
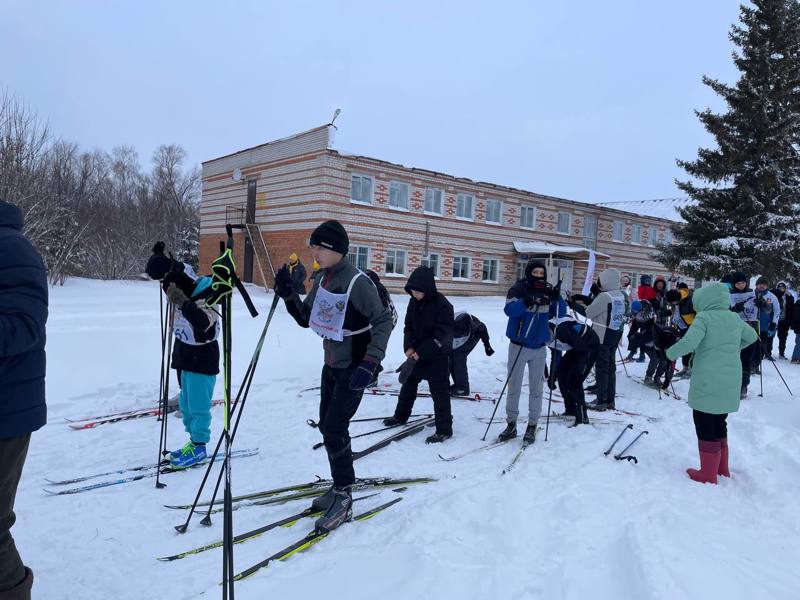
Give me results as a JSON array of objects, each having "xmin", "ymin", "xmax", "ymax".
[
  {"xmin": 348, "ymin": 276, "xmax": 393, "ymax": 364},
  {"xmin": 585, "ymin": 292, "xmax": 610, "ymax": 343}
]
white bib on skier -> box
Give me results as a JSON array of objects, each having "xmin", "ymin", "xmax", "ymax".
[{"xmin": 309, "ymin": 272, "xmax": 371, "ymax": 342}]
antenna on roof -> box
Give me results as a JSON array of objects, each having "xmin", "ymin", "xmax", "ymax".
[{"xmin": 330, "ymin": 108, "xmax": 341, "ymax": 126}]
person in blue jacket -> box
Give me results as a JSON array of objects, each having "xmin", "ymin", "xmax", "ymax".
[
  {"xmin": 498, "ymin": 260, "xmax": 566, "ymax": 444},
  {"xmin": 754, "ymin": 276, "xmax": 780, "ymax": 366},
  {"xmin": 0, "ymin": 200, "xmax": 47, "ymax": 598}
]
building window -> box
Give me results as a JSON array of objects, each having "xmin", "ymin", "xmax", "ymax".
[
  {"xmin": 557, "ymin": 212, "xmax": 571, "ymax": 234},
  {"xmin": 648, "ymin": 225, "xmax": 658, "ymax": 247},
  {"xmin": 482, "ymin": 259, "xmax": 499, "ymax": 283},
  {"xmin": 632, "ymin": 224, "xmax": 642, "ymax": 244},
  {"xmin": 520, "ymin": 205, "xmax": 536, "ymax": 229},
  {"xmin": 421, "ymin": 253, "xmax": 440, "ymax": 277},
  {"xmin": 664, "ymin": 229, "xmax": 673, "ymax": 244},
  {"xmin": 486, "ymin": 199, "xmax": 502, "ymax": 224},
  {"xmin": 516, "ymin": 259, "xmax": 527, "ymax": 281},
  {"xmin": 424, "ymin": 188, "xmax": 443, "ymax": 215},
  {"xmin": 453, "ymin": 256, "xmax": 470, "ymax": 279},
  {"xmin": 613, "ymin": 221, "xmax": 624, "ymax": 242},
  {"xmin": 389, "ymin": 181, "xmax": 409, "ymax": 210},
  {"xmin": 456, "ymin": 193, "xmax": 474, "ymax": 220},
  {"xmin": 348, "ymin": 245, "xmax": 370, "ymax": 272},
  {"xmin": 583, "ymin": 215, "xmax": 598, "ymax": 250},
  {"xmin": 385, "ymin": 249, "xmax": 407, "ymax": 276},
  {"xmin": 351, "ymin": 174, "xmax": 373, "ymax": 204}
]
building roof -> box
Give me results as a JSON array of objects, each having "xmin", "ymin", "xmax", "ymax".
[
  {"xmin": 513, "ymin": 241, "xmax": 610, "ymax": 260},
  {"xmin": 596, "ymin": 198, "xmax": 693, "ymax": 223}
]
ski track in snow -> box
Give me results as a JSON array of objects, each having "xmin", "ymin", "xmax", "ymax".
[{"xmin": 18, "ymin": 278, "xmax": 800, "ymax": 599}]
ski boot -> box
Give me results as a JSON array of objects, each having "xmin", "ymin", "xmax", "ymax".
[
  {"xmin": 425, "ymin": 431, "xmax": 452, "ymax": 444},
  {"xmin": 644, "ymin": 375, "xmax": 654, "ymax": 385},
  {"xmin": 168, "ymin": 440, "xmax": 195, "ymax": 461},
  {"xmin": 382, "ymin": 415, "xmax": 406, "ymax": 427},
  {"xmin": 636, "ymin": 354, "xmax": 646, "ymax": 363},
  {"xmin": 450, "ymin": 386, "xmax": 469, "ymax": 397},
  {"xmin": 497, "ymin": 422, "xmax": 517, "ymax": 442},
  {"xmin": 315, "ymin": 487, "xmax": 353, "ymax": 532},
  {"xmin": 170, "ymin": 441, "xmax": 207, "ymax": 469},
  {"xmin": 523, "ymin": 424, "xmax": 537, "ymax": 444},
  {"xmin": 311, "ymin": 486, "xmax": 336, "ymax": 512},
  {"xmin": 624, "ymin": 351, "xmax": 636, "ymax": 362},
  {"xmin": 740, "ymin": 386, "xmax": 748, "ymax": 399}
]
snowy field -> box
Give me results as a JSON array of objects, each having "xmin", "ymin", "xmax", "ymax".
[{"xmin": 19, "ymin": 279, "xmax": 800, "ymax": 599}]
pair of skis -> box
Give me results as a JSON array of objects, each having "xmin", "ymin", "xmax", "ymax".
[
  {"xmin": 66, "ymin": 399, "xmax": 224, "ymax": 430},
  {"xmin": 631, "ymin": 376, "xmax": 684, "ymax": 401},
  {"xmin": 43, "ymin": 448, "xmax": 259, "ymax": 495},
  {"xmin": 603, "ymin": 424, "xmax": 648, "ymax": 463}
]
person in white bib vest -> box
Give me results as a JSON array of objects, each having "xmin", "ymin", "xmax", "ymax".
[{"xmin": 274, "ymin": 220, "xmax": 393, "ymax": 532}]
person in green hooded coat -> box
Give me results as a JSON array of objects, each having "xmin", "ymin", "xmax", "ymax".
[{"xmin": 665, "ymin": 282, "xmax": 757, "ymax": 484}]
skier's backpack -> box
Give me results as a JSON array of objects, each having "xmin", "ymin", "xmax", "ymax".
[{"xmin": 365, "ymin": 269, "xmax": 398, "ymax": 328}]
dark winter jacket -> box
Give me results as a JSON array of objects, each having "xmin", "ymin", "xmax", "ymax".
[
  {"xmin": 452, "ymin": 312, "xmax": 490, "ymax": 353},
  {"xmin": 773, "ymin": 285, "xmax": 793, "ymax": 324},
  {"xmin": 504, "ymin": 263, "xmax": 566, "ymax": 349},
  {"xmin": 288, "ymin": 260, "xmax": 307, "ymax": 294},
  {"xmin": 284, "ymin": 258, "xmax": 393, "ymax": 368},
  {"xmin": 0, "ymin": 201, "xmax": 48, "ymax": 438},
  {"xmin": 165, "ymin": 275, "xmax": 220, "ymax": 376},
  {"xmin": 403, "ymin": 267, "xmax": 454, "ymax": 361},
  {"xmin": 792, "ymin": 297, "xmax": 800, "ymax": 334}
]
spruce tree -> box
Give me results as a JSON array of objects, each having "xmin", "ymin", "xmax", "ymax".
[{"xmin": 659, "ymin": 0, "xmax": 800, "ymax": 283}]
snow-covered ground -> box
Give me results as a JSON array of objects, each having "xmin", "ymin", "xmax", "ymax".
[{"xmin": 19, "ymin": 279, "xmax": 800, "ymax": 599}]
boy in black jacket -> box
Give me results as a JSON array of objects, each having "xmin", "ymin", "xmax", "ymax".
[
  {"xmin": 161, "ymin": 271, "xmax": 220, "ymax": 468},
  {"xmin": 384, "ymin": 266, "xmax": 454, "ymax": 443},
  {"xmin": 450, "ymin": 312, "xmax": 494, "ymax": 396},
  {"xmin": 548, "ymin": 314, "xmax": 599, "ymax": 426}
]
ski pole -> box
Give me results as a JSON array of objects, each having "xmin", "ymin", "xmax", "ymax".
[
  {"xmin": 155, "ymin": 304, "xmax": 174, "ymax": 489},
  {"xmin": 545, "ymin": 348, "xmax": 557, "ymax": 442},
  {"xmin": 311, "ymin": 416, "xmax": 431, "ymax": 449},
  {"xmin": 603, "ymin": 423, "xmax": 633, "ymax": 456},
  {"xmin": 765, "ymin": 352, "xmax": 794, "ymax": 396},
  {"xmin": 614, "ymin": 430, "xmax": 648, "ymax": 461},
  {"xmin": 617, "ymin": 346, "xmax": 630, "ymax": 378},
  {"xmin": 482, "ymin": 341, "xmax": 524, "ymax": 441},
  {"xmin": 175, "ymin": 294, "xmax": 280, "ymax": 533}
]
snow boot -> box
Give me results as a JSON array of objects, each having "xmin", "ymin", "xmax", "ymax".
[
  {"xmin": 717, "ymin": 437, "xmax": 730, "ymax": 478},
  {"xmin": 686, "ymin": 440, "xmax": 721, "ymax": 484},
  {"xmin": 644, "ymin": 375, "xmax": 654, "ymax": 385},
  {"xmin": 497, "ymin": 422, "xmax": 517, "ymax": 442},
  {"xmin": 314, "ymin": 487, "xmax": 353, "ymax": 532},
  {"xmin": 624, "ymin": 351, "xmax": 636, "ymax": 361},
  {"xmin": 740, "ymin": 386, "xmax": 748, "ymax": 400},
  {"xmin": 450, "ymin": 386, "xmax": 469, "ymax": 397},
  {"xmin": 382, "ymin": 415, "xmax": 406, "ymax": 427},
  {"xmin": 425, "ymin": 431, "xmax": 452, "ymax": 444},
  {"xmin": 523, "ymin": 424, "xmax": 537, "ymax": 444},
  {"xmin": 310, "ymin": 486, "xmax": 336, "ymax": 512},
  {"xmin": 169, "ymin": 441, "xmax": 207, "ymax": 469},
  {"xmin": 588, "ymin": 400, "xmax": 612, "ymax": 411},
  {"xmin": 636, "ymin": 354, "xmax": 646, "ymax": 363},
  {"xmin": 0, "ymin": 567, "xmax": 33, "ymax": 600}
]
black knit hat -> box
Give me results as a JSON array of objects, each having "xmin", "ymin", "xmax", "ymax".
[
  {"xmin": 309, "ymin": 220, "xmax": 349, "ymax": 255},
  {"xmin": 665, "ymin": 289, "xmax": 682, "ymax": 303},
  {"xmin": 732, "ymin": 271, "xmax": 748, "ymax": 285},
  {"xmin": 756, "ymin": 276, "xmax": 769, "ymax": 287}
]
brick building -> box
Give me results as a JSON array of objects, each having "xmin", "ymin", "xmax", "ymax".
[{"xmin": 199, "ymin": 124, "xmax": 685, "ymax": 295}]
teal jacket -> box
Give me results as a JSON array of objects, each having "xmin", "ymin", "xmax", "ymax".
[{"xmin": 666, "ymin": 283, "xmax": 758, "ymax": 414}]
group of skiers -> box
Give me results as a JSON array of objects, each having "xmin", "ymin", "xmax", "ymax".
[{"xmin": 145, "ymin": 217, "xmax": 800, "ymax": 530}]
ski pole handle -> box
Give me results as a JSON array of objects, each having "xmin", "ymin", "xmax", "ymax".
[
  {"xmin": 614, "ymin": 430, "xmax": 649, "ymax": 459},
  {"xmin": 604, "ymin": 423, "xmax": 633, "ymax": 456}
]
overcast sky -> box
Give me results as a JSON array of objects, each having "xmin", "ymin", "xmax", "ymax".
[{"xmin": 2, "ymin": 1, "xmax": 742, "ymax": 203}]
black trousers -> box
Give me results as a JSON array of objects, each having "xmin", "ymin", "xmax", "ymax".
[
  {"xmin": 777, "ymin": 320, "xmax": 791, "ymax": 355},
  {"xmin": 557, "ymin": 349, "xmax": 596, "ymax": 415},
  {"xmin": 595, "ymin": 329, "xmax": 622, "ymax": 405},
  {"xmin": 692, "ymin": 410, "xmax": 728, "ymax": 442},
  {"xmin": 319, "ymin": 365, "xmax": 365, "ymax": 488},
  {"xmin": 450, "ymin": 337, "xmax": 479, "ymax": 392},
  {"xmin": 395, "ymin": 356, "xmax": 452, "ymax": 435},
  {"xmin": 0, "ymin": 434, "xmax": 30, "ymax": 591}
]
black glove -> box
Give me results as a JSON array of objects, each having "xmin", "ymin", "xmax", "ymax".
[
  {"xmin": 166, "ymin": 283, "xmax": 189, "ymax": 307},
  {"xmin": 547, "ymin": 368, "xmax": 557, "ymax": 390},
  {"xmin": 349, "ymin": 360, "xmax": 378, "ymax": 391},
  {"xmin": 522, "ymin": 295, "xmax": 535, "ymax": 308},
  {"xmin": 273, "ymin": 265, "xmax": 295, "ymax": 298},
  {"xmin": 395, "ymin": 358, "xmax": 417, "ymax": 384},
  {"xmin": 484, "ymin": 344, "xmax": 495, "ymax": 357},
  {"xmin": 535, "ymin": 294, "xmax": 552, "ymax": 305},
  {"xmin": 733, "ymin": 302, "xmax": 746, "ymax": 313},
  {"xmin": 754, "ymin": 297, "xmax": 766, "ymax": 308}
]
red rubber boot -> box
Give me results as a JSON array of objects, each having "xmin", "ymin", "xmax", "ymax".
[
  {"xmin": 687, "ymin": 440, "xmax": 721, "ymax": 484},
  {"xmin": 717, "ymin": 437, "xmax": 730, "ymax": 478}
]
